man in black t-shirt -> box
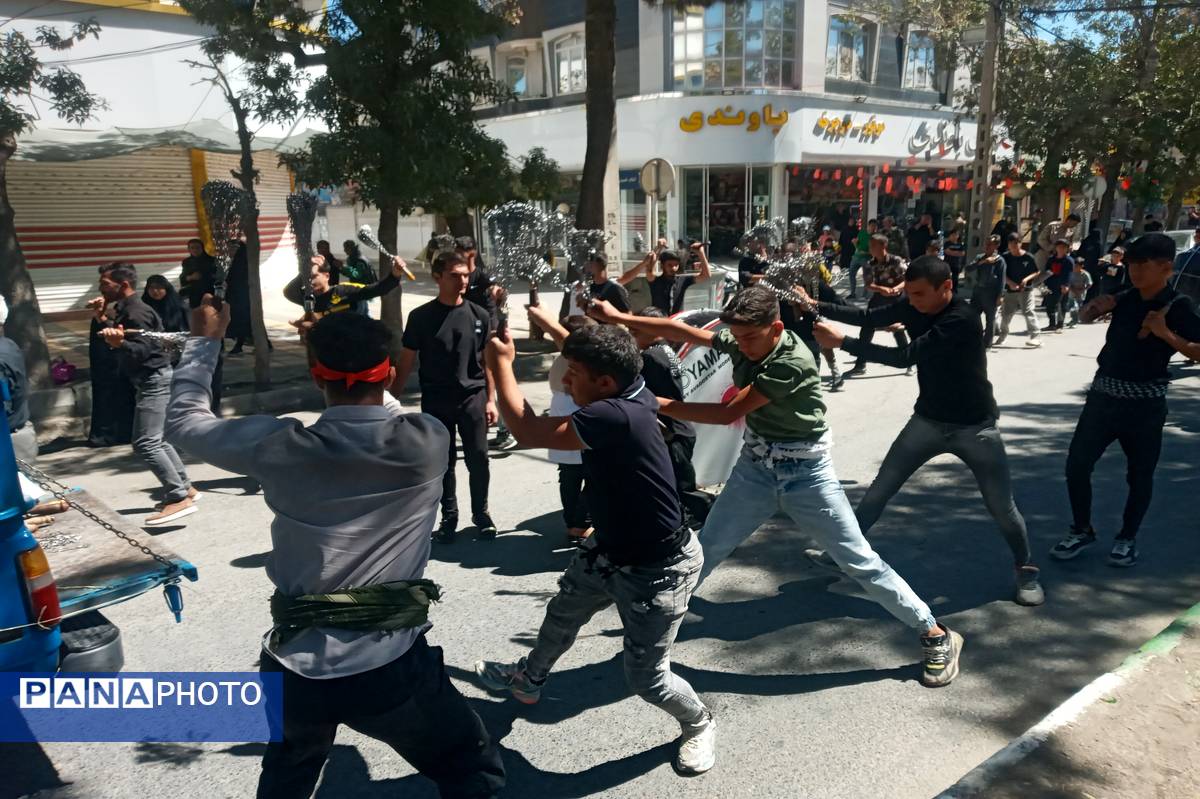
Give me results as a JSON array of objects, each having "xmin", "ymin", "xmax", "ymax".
[
  {"xmin": 475, "ymin": 324, "xmax": 716, "ymax": 776},
  {"xmin": 633, "ymin": 308, "xmax": 711, "ymax": 524},
  {"xmin": 561, "ymin": 254, "xmax": 630, "ymax": 320},
  {"xmin": 996, "ymin": 233, "xmax": 1043, "ymax": 347},
  {"xmin": 848, "ymin": 234, "xmax": 910, "ymax": 377},
  {"xmin": 397, "ymin": 252, "xmax": 497, "ymax": 542},
  {"xmin": 639, "ymin": 244, "xmax": 711, "ymax": 315},
  {"xmin": 906, "ymin": 213, "xmax": 936, "ymax": 261},
  {"xmin": 1042, "ymin": 239, "xmax": 1074, "ymax": 332},
  {"xmin": 808, "ymin": 257, "xmax": 1043, "ymax": 606},
  {"xmin": 1053, "ymin": 234, "xmax": 1200, "ymax": 568}
]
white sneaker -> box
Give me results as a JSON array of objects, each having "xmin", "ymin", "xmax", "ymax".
[
  {"xmin": 1025, "ymin": 338, "xmax": 1042, "ymax": 348},
  {"xmin": 675, "ymin": 712, "xmax": 716, "ymax": 775}
]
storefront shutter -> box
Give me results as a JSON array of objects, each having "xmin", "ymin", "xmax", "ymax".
[{"xmin": 9, "ymin": 147, "xmax": 199, "ymax": 315}]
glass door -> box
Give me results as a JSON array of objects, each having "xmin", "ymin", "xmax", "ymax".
[
  {"xmin": 682, "ymin": 167, "xmax": 707, "ymax": 249},
  {"xmin": 707, "ymin": 167, "xmax": 748, "ymax": 259}
]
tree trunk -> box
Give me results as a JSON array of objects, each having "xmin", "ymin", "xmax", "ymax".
[
  {"xmin": 1096, "ymin": 155, "xmax": 1123, "ymax": 245},
  {"xmin": 0, "ymin": 133, "xmax": 51, "ymax": 389},
  {"xmin": 224, "ymin": 87, "xmax": 271, "ymax": 391},
  {"xmin": 376, "ymin": 202, "xmax": 404, "ymax": 362},
  {"xmin": 577, "ymin": 0, "xmax": 617, "ymax": 240}
]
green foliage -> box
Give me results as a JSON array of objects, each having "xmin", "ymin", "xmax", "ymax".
[
  {"xmin": 0, "ymin": 20, "xmax": 105, "ymax": 134},
  {"xmin": 516, "ymin": 147, "xmax": 563, "ymax": 201},
  {"xmin": 180, "ymin": 0, "xmax": 516, "ymax": 216}
]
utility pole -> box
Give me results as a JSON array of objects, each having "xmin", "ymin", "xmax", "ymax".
[{"xmin": 966, "ymin": 0, "xmax": 1004, "ymax": 259}]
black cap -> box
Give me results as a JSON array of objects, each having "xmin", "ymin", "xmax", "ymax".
[
  {"xmin": 659, "ymin": 250, "xmax": 681, "ymax": 264},
  {"xmin": 1123, "ymin": 232, "xmax": 1175, "ymax": 262},
  {"xmin": 454, "ymin": 236, "xmax": 476, "ymax": 251}
]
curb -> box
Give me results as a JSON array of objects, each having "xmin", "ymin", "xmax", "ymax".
[{"xmin": 934, "ymin": 601, "xmax": 1200, "ymax": 798}]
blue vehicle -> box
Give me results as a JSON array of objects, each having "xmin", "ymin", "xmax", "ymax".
[{"xmin": 0, "ymin": 384, "xmax": 197, "ymax": 674}]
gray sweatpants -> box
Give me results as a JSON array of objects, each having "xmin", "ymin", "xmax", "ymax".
[
  {"xmin": 857, "ymin": 414, "xmax": 1033, "ymax": 566},
  {"xmin": 524, "ymin": 533, "xmax": 707, "ymax": 726},
  {"xmin": 132, "ymin": 368, "xmax": 191, "ymax": 503},
  {"xmin": 999, "ymin": 290, "xmax": 1040, "ymax": 340}
]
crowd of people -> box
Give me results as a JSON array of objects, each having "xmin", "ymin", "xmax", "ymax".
[{"xmin": 9, "ymin": 214, "xmax": 1195, "ymax": 796}]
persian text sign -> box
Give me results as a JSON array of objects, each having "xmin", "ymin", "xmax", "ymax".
[{"xmin": 0, "ymin": 672, "xmax": 283, "ymax": 742}]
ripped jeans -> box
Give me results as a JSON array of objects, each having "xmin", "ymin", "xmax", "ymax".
[{"xmin": 523, "ymin": 533, "xmax": 707, "ymax": 726}]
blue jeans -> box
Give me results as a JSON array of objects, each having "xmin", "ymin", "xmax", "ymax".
[{"xmin": 698, "ymin": 445, "xmax": 937, "ymax": 631}]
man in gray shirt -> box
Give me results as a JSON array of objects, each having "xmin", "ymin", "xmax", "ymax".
[{"xmin": 167, "ymin": 297, "xmax": 504, "ymax": 798}]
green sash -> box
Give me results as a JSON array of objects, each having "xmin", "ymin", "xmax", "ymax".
[{"xmin": 268, "ymin": 579, "xmax": 441, "ymax": 647}]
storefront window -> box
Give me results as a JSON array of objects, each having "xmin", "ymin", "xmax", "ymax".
[
  {"xmin": 505, "ymin": 56, "xmax": 527, "ymax": 97},
  {"xmin": 673, "ymin": 1, "xmax": 797, "ymax": 91},
  {"xmin": 903, "ymin": 31, "xmax": 936, "ymax": 91},
  {"xmin": 555, "ymin": 34, "xmax": 586, "ymax": 95},
  {"xmin": 826, "ymin": 15, "xmax": 874, "ymax": 83},
  {"xmin": 786, "ymin": 166, "xmax": 862, "ymax": 233}
]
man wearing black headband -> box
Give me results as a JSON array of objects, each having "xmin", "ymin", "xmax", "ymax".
[{"xmin": 166, "ymin": 298, "xmax": 505, "ymax": 798}]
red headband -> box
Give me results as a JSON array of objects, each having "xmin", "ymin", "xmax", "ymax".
[{"xmin": 310, "ymin": 358, "xmax": 391, "ymax": 388}]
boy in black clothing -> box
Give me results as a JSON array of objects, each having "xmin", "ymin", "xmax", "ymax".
[
  {"xmin": 396, "ymin": 252, "xmax": 497, "ymax": 542},
  {"xmin": 475, "ymin": 324, "xmax": 716, "ymax": 776},
  {"xmin": 285, "ymin": 254, "xmax": 406, "ymax": 316},
  {"xmin": 633, "ymin": 307, "xmax": 712, "ymax": 524},
  {"xmin": 1052, "ymin": 233, "xmax": 1200, "ymax": 567},
  {"xmin": 806, "ymin": 256, "xmax": 1043, "ymax": 606},
  {"xmin": 997, "ymin": 233, "xmax": 1042, "ymax": 347},
  {"xmin": 967, "ymin": 234, "xmax": 1006, "ymax": 347},
  {"xmin": 1041, "ymin": 239, "xmax": 1074, "ymax": 332}
]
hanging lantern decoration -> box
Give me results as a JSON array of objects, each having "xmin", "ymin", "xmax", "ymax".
[
  {"xmin": 1120, "ymin": 176, "xmax": 1132, "ymax": 191},
  {"xmin": 882, "ymin": 163, "xmax": 891, "ymax": 174},
  {"xmin": 833, "ymin": 169, "xmax": 842, "ymax": 180},
  {"xmin": 845, "ymin": 175, "xmax": 855, "ymax": 186},
  {"xmin": 814, "ymin": 168, "xmax": 822, "ymax": 180},
  {"xmin": 857, "ymin": 167, "xmax": 865, "ymax": 178},
  {"xmin": 885, "ymin": 176, "xmax": 894, "ymax": 194}
]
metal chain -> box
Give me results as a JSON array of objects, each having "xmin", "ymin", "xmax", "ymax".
[{"xmin": 16, "ymin": 458, "xmax": 179, "ymax": 572}]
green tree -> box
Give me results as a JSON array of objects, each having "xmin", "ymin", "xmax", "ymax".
[
  {"xmin": 1, "ymin": 19, "xmax": 103, "ymax": 386},
  {"xmin": 179, "ymin": 0, "xmax": 516, "ymax": 345},
  {"xmin": 516, "ymin": 146, "xmax": 562, "ymax": 202},
  {"xmin": 185, "ymin": 56, "xmax": 301, "ymax": 390}
]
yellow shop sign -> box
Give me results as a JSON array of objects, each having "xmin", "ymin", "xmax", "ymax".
[
  {"xmin": 679, "ymin": 104, "xmax": 790, "ymax": 135},
  {"xmin": 814, "ymin": 112, "xmax": 886, "ymax": 142}
]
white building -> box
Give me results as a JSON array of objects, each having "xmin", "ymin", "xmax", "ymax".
[
  {"xmin": 474, "ymin": 0, "xmax": 983, "ymax": 262},
  {"xmin": 2, "ymin": 0, "xmax": 318, "ymax": 317}
]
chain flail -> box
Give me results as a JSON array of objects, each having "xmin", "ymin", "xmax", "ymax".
[{"xmin": 16, "ymin": 458, "xmax": 180, "ymax": 573}]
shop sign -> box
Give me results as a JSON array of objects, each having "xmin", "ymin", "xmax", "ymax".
[
  {"xmin": 618, "ymin": 170, "xmax": 641, "ymax": 191},
  {"xmin": 679, "ymin": 104, "xmax": 790, "ymax": 135},
  {"xmin": 813, "ymin": 112, "xmax": 885, "ymax": 143},
  {"xmin": 907, "ymin": 119, "xmax": 975, "ymax": 161}
]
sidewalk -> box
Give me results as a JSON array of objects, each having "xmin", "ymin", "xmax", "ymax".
[{"xmin": 939, "ymin": 606, "xmax": 1200, "ymax": 799}]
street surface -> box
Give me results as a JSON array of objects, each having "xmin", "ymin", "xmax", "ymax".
[{"xmin": 9, "ymin": 319, "xmax": 1200, "ymax": 799}]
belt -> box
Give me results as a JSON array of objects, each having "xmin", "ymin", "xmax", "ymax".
[{"xmin": 743, "ymin": 430, "xmax": 830, "ymax": 467}]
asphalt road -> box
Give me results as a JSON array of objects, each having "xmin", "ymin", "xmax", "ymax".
[{"xmin": 8, "ymin": 319, "xmax": 1200, "ymax": 799}]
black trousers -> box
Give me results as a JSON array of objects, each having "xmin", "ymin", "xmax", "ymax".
[
  {"xmin": 969, "ymin": 288, "xmax": 1001, "ymax": 347},
  {"xmin": 257, "ymin": 636, "xmax": 505, "ymax": 799},
  {"xmin": 422, "ymin": 390, "xmax": 491, "ymax": 521},
  {"xmin": 557, "ymin": 463, "xmax": 590, "ymax": 529},
  {"xmin": 1044, "ymin": 289, "xmax": 1069, "ymax": 328},
  {"xmin": 856, "ymin": 295, "xmax": 908, "ymax": 368},
  {"xmin": 1066, "ymin": 392, "xmax": 1167, "ymax": 539}
]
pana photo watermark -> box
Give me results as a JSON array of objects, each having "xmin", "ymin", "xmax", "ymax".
[{"xmin": 1, "ymin": 672, "xmax": 282, "ymax": 742}]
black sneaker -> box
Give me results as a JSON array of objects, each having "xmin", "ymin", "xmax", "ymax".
[
  {"xmin": 846, "ymin": 364, "xmax": 867, "ymax": 377},
  {"xmin": 435, "ymin": 516, "xmax": 458, "ymax": 544},
  {"xmin": 490, "ymin": 429, "xmax": 518, "ymax": 451},
  {"xmin": 1049, "ymin": 527, "xmax": 1096, "ymax": 560},
  {"xmin": 474, "ymin": 512, "xmax": 498, "ymax": 539},
  {"xmin": 1040, "ymin": 324, "xmax": 1056, "ymax": 333},
  {"xmin": 1015, "ymin": 565, "xmax": 1045, "ymax": 606},
  {"xmin": 1109, "ymin": 538, "xmax": 1138, "ymax": 567},
  {"xmin": 829, "ymin": 373, "xmax": 845, "ymax": 391},
  {"xmin": 920, "ymin": 625, "xmax": 963, "ymax": 688}
]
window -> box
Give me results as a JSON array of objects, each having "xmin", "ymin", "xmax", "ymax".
[
  {"xmin": 826, "ymin": 15, "xmax": 874, "ymax": 82},
  {"xmin": 505, "ymin": 56, "xmax": 528, "ymax": 96},
  {"xmin": 672, "ymin": 1, "xmax": 798, "ymax": 91},
  {"xmin": 903, "ymin": 31, "xmax": 936, "ymax": 90},
  {"xmin": 555, "ymin": 35, "xmax": 586, "ymax": 95}
]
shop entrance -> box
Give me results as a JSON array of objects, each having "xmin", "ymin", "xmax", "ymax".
[{"xmin": 681, "ymin": 165, "xmax": 774, "ymax": 261}]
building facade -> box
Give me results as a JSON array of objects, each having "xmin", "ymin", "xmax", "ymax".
[{"xmin": 475, "ymin": 0, "xmax": 980, "ymax": 261}]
